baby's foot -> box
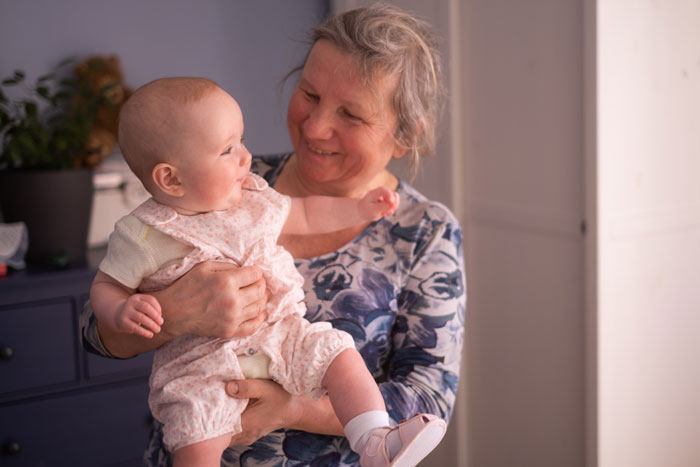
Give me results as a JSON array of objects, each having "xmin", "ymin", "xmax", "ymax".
[{"xmin": 359, "ymin": 413, "xmax": 446, "ymax": 467}]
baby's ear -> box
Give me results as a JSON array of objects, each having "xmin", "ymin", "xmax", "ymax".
[{"xmin": 152, "ymin": 163, "xmax": 184, "ymax": 197}]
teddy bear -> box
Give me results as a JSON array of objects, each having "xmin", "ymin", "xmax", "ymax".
[{"xmin": 72, "ymin": 55, "xmax": 132, "ymax": 168}]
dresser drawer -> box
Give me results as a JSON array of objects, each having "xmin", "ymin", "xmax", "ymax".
[
  {"xmin": 0, "ymin": 381, "xmax": 151, "ymax": 466},
  {"xmin": 86, "ymin": 349, "xmax": 154, "ymax": 379},
  {"xmin": 0, "ymin": 300, "xmax": 78, "ymax": 395}
]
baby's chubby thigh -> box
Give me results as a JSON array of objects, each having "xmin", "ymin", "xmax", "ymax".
[
  {"xmin": 251, "ymin": 315, "xmax": 356, "ymax": 399},
  {"xmin": 149, "ymin": 336, "xmax": 251, "ymax": 451}
]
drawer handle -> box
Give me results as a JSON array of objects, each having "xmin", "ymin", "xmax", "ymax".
[
  {"xmin": 3, "ymin": 441, "xmax": 21, "ymax": 456},
  {"xmin": 0, "ymin": 346, "xmax": 13, "ymax": 361}
]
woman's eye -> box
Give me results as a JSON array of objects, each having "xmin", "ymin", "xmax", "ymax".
[
  {"xmin": 343, "ymin": 109, "xmax": 362, "ymax": 121},
  {"xmin": 302, "ymin": 89, "xmax": 319, "ymax": 101}
]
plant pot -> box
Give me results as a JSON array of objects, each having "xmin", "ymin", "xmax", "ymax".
[{"xmin": 0, "ymin": 168, "xmax": 94, "ymax": 267}]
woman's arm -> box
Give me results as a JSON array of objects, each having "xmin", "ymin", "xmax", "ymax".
[
  {"xmin": 81, "ymin": 261, "xmax": 269, "ymax": 358},
  {"xmin": 380, "ymin": 211, "xmax": 466, "ymax": 424}
]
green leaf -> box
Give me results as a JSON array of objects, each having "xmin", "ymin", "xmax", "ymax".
[
  {"xmin": 36, "ymin": 86, "xmax": 50, "ymax": 99},
  {"xmin": 59, "ymin": 78, "xmax": 77, "ymax": 88},
  {"xmin": 2, "ymin": 77, "xmax": 21, "ymax": 86},
  {"xmin": 17, "ymin": 132, "xmax": 38, "ymax": 155},
  {"xmin": 37, "ymin": 72, "xmax": 56, "ymax": 83},
  {"xmin": 6, "ymin": 139, "xmax": 22, "ymax": 167},
  {"xmin": 52, "ymin": 90, "xmax": 73, "ymax": 104},
  {"xmin": 24, "ymin": 100, "xmax": 38, "ymax": 118},
  {"xmin": 2, "ymin": 70, "xmax": 25, "ymax": 86},
  {"xmin": 56, "ymin": 57, "xmax": 75, "ymax": 69}
]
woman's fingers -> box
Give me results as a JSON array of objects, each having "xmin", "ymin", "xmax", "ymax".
[
  {"xmin": 232, "ymin": 265, "xmax": 265, "ymax": 289},
  {"xmin": 233, "ymin": 310, "xmax": 268, "ymax": 338},
  {"xmin": 226, "ymin": 379, "xmax": 292, "ymax": 446},
  {"xmin": 149, "ymin": 261, "xmax": 267, "ymax": 339},
  {"xmin": 222, "ymin": 272, "xmax": 268, "ymax": 338},
  {"xmin": 226, "ymin": 378, "xmax": 262, "ymax": 399}
]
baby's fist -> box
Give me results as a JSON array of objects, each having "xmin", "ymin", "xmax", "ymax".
[{"xmin": 362, "ymin": 187, "xmax": 399, "ymax": 220}]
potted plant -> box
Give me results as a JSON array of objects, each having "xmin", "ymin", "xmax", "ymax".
[{"xmin": 0, "ymin": 58, "xmax": 117, "ymax": 267}]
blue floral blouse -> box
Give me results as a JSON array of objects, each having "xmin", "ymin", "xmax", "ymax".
[{"xmin": 81, "ymin": 153, "xmax": 466, "ymax": 466}]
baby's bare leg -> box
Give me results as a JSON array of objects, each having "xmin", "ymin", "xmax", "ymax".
[
  {"xmin": 322, "ymin": 348, "xmax": 386, "ymax": 425},
  {"xmin": 173, "ymin": 433, "xmax": 231, "ymax": 467}
]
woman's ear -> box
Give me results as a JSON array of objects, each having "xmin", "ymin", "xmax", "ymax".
[
  {"xmin": 392, "ymin": 140, "xmax": 409, "ymax": 159},
  {"xmin": 392, "ymin": 146, "xmax": 407, "ymax": 159},
  {"xmin": 391, "ymin": 129, "xmax": 415, "ymax": 160},
  {"xmin": 152, "ymin": 163, "xmax": 184, "ymax": 197}
]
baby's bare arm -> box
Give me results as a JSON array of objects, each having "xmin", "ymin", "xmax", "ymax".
[
  {"xmin": 90, "ymin": 271, "xmax": 162, "ymax": 338},
  {"xmin": 282, "ymin": 187, "xmax": 399, "ymax": 235}
]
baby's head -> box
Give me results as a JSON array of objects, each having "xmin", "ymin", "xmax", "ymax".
[{"xmin": 118, "ymin": 77, "xmax": 252, "ymax": 214}]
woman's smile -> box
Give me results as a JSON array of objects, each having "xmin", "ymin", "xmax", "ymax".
[{"xmin": 307, "ymin": 143, "xmax": 336, "ymax": 156}]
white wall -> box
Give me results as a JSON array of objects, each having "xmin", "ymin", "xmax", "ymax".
[{"xmin": 595, "ymin": 1, "xmax": 700, "ymax": 466}]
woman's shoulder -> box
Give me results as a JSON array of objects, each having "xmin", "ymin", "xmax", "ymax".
[
  {"xmin": 384, "ymin": 181, "xmax": 463, "ymax": 257},
  {"xmin": 251, "ymin": 152, "xmax": 293, "ymax": 185},
  {"xmin": 395, "ymin": 181, "xmax": 462, "ymax": 232}
]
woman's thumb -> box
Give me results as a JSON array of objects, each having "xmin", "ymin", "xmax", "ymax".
[{"xmin": 227, "ymin": 380, "xmax": 242, "ymax": 397}]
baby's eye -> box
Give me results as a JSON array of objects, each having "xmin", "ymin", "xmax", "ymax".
[
  {"xmin": 240, "ymin": 137, "xmax": 247, "ymax": 145},
  {"xmin": 220, "ymin": 146, "xmax": 233, "ymax": 156}
]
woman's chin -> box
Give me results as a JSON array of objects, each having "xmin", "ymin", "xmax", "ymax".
[{"xmin": 299, "ymin": 158, "xmax": 337, "ymax": 183}]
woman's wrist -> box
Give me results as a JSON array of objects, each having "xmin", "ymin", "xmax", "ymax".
[{"xmin": 97, "ymin": 313, "xmax": 175, "ymax": 358}]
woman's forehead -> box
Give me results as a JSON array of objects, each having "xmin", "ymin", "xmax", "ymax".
[{"xmin": 303, "ymin": 41, "xmax": 397, "ymax": 110}]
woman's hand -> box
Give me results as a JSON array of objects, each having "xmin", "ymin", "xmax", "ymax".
[
  {"xmin": 99, "ymin": 261, "xmax": 268, "ymax": 358},
  {"xmin": 226, "ymin": 378, "xmax": 345, "ymax": 446},
  {"xmin": 226, "ymin": 379, "xmax": 302, "ymax": 446},
  {"xmin": 152, "ymin": 261, "xmax": 269, "ymax": 340}
]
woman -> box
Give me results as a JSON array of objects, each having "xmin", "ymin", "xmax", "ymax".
[{"xmin": 81, "ymin": 5, "xmax": 465, "ymax": 466}]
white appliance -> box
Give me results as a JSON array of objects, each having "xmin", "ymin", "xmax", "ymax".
[{"xmin": 88, "ymin": 149, "xmax": 150, "ymax": 248}]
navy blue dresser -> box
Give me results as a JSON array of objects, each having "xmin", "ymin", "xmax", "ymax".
[{"xmin": 0, "ymin": 251, "xmax": 154, "ymax": 466}]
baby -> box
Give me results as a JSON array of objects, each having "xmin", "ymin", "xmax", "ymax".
[{"xmin": 90, "ymin": 77, "xmax": 445, "ymax": 467}]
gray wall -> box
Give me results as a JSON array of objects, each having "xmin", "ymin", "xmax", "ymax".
[{"xmin": 0, "ymin": 0, "xmax": 328, "ymax": 155}]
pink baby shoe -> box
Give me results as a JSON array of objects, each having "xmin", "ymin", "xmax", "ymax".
[{"xmin": 360, "ymin": 413, "xmax": 447, "ymax": 467}]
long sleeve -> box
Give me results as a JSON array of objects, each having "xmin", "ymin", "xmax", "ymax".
[{"xmin": 379, "ymin": 203, "xmax": 466, "ymax": 424}]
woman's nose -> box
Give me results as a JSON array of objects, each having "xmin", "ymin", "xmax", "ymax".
[{"xmin": 304, "ymin": 106, "xmax": 334, "ymax": 140}]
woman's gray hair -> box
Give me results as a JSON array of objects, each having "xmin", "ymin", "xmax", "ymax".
[{"xmin": 289, "ymin": 3, "xmax": 445, "ymax": 174}]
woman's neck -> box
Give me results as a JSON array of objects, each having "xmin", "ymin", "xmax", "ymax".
[{"xmin": 273, "ymin": 153, "xmax": 398, "ymax": 199}]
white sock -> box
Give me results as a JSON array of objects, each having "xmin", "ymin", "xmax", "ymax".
[{"xmin": 344, "ymin": 410, "xmax": 390, "ymax": 453}]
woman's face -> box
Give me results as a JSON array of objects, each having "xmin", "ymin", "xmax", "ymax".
[{"xmin": 287, "ymin": 40, "xmax": 405, "ymax": 196}]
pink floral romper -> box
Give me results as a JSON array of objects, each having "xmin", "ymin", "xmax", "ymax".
[{"xmin": 132, "ymin": 174, "xmax": 355, "ymax": 452}]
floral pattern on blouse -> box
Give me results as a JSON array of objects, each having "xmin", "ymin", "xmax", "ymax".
[{"xmin": 82, "ymin": 153, "xmax": 466, "ymax": 466}]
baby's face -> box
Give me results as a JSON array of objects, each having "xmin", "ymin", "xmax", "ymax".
[{"xmin": 174, "ymin": 89, "xmax": 251, "ymax": 213}]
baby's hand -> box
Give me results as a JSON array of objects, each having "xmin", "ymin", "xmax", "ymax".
[
  {"xmin": 116, "ymin": 294, "xmax": 163, "ymax": 338},
  {"xmin": 361, "ymin": 187, "xmax": 400, "ymax": 221}
]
